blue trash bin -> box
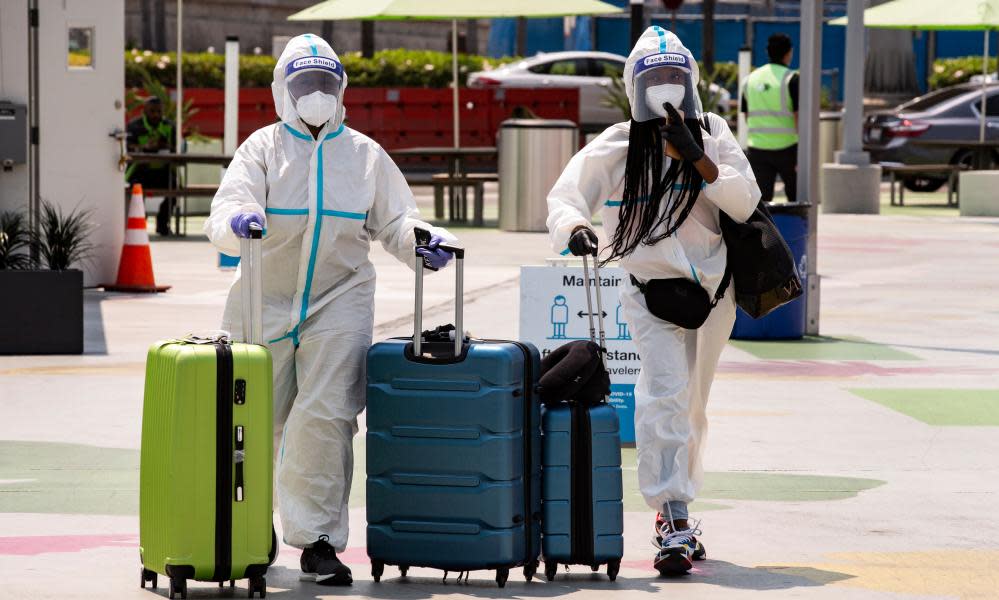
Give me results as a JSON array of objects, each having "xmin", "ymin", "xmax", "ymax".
[{"xmin": 730, "ymin": 202, "xmax": 810, "ymax": 340}]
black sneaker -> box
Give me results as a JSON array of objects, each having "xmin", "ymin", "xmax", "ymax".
[{"xmin": 300, "ymin": 535, "xmax": 352, "ymax": 586}]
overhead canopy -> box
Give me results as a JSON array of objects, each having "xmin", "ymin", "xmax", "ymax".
[
  {"xmin": 829, "ymin": 0, "xmax": 999, "ymax": 29},
  {"xmin": 287, "ymin": 0, "xmax": 623, "ymax": 21}
]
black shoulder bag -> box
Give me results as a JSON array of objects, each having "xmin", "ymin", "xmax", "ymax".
[{"xmin": 704, "ymin": 116, "xmax": 804, "ymax": 318}]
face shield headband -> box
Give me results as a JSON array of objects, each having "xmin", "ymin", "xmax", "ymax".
[
  {"xmin": 631, "ymin": 52, "xmax": 698, "ymax": 123},
  {"xmin": 285, "ymin": 56, "xmax": 345, "ymax": 102}
]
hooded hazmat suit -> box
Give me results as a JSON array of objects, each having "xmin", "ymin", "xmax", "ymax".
[
  {"xmin": 205, "ymin": 34, "xmax": 454, "ymax": 551},
  {"xmin": 546, "ymin": 27, "xmax": 760, "ymax": 518}
]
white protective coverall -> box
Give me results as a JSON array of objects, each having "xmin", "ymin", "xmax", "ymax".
[
  {"xmin": 205, "ymin": 34, "xmax": 453, "ymax": 550},
  {"xmin": 546, "ymin": 27, "xmax": 760, "ymax": 515}
]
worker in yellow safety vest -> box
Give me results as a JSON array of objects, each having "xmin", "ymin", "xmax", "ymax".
[{"xmin": 741, "ymin": 33, "xmax": 799, "ymax": 203}]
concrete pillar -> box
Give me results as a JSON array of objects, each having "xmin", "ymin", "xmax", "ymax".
[
  {"xmin": 837, "ymin": 0, "xmax": 870, "ymax": 166},
  {"xmin": 824, "ymin": 0, "xmax": 882, "ymax": 214},
  {"xmin": 821, "ymin": 164, "xmax": 881, "ymax": 214}
]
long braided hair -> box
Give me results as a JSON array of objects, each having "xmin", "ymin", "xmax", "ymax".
[{"xmin": 602, "ymin": 116, "xmax": 705, "ymax": 266}]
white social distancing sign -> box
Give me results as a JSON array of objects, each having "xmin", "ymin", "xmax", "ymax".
[{"xmin": 520, "ymin": 260, "xmax": 638, "ymax": 444}]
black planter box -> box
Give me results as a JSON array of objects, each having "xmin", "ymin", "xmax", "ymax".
[{"xmin": 0, "ymin": 269, "xmax": 84, "ymax": 354}]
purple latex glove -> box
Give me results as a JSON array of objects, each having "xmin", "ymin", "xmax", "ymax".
[
  {"xmin": 230, "ymin": 212, "xmax": 265, "ymax": 238},
  {"xmin": 416, "ymin": 233, "xmax": 453, "ymax": 270}
]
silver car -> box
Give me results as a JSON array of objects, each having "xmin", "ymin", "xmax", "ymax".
[
  {"xmin": 468, "ymin": 51, "xmax": 630, "ymax": 130},
  {"xmin": 863, "ymin": 83, "xmax": 999, "ymax": 191}
]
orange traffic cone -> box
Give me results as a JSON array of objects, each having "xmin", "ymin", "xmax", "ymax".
[{"xmin": 102, "ymin": 184, "xmax": 170, "ymax": 293}]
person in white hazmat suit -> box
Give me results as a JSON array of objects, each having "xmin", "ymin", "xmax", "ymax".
[
  {"xmin": 205, "ymin": 34, "xmax": 456, "ymax": 585},
  {"xmin": 546, "ymin": 27, "xmax": 760, "ymax": 575}
]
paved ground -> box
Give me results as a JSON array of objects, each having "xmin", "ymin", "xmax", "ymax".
[{"xmin": 2, "ymin": 187, "xmax": 998, "ymax": 599}]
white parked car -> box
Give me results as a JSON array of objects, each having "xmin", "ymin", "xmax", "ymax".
[
  {"xmin": 468, "ymin": 51, "xmax": 629, "ymax": 130},
  {"xmin": 468, "ymin": 50, "xmax": 732, "ymax": 130}
]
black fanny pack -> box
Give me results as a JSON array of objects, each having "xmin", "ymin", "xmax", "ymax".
[{"xmin": 630, "ymin": 266, "xmax": 731, "ymax": 330}]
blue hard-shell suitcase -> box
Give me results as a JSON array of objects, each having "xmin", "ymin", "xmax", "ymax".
[
  {"xmin": 365, "ymin": 244, "xmax": 542, "ymax": 588},
  {"xmin": 541, "ymin": 255, "xmax": 624, "ymax": 581}
]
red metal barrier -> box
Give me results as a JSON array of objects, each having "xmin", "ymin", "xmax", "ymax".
[{"xmin": 143, "ymin": 87, "xmax": 580, "ymax": 151}]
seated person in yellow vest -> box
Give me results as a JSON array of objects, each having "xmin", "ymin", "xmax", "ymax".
[
  {"xmin": 741, "ymin": 33, "xmax": 799, "ymax": 203},
  {"xmin": 126, "ymin": 97, "xmax": 176, "ymax": 236}
]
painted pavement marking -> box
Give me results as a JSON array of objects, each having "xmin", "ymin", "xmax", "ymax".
[
  {"xmin": 779, "ymin": 550, "xmax": 999, "ymax": 599},
  {"xmin": 730, "ymin": 336, "xmax": 920, "ymax": 361},
  {"xmin": 717, "ymin": 361, "xmax": 995, "ymax": 380},
  {"xmin": 851, "ymin": 389, "xmax": 999, "ymax": 426}
]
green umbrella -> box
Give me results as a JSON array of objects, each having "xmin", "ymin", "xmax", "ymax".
[
  {"xmin": 288, "ymin": 0, "xmax": 623, "ymax": 21},
  {"xmin": 831, "ymin": 0, "xmax": 999, "ymax": 142},
  {"xmin": 287, "ymin": 0, "xmax": 624, "ymax": 148}
]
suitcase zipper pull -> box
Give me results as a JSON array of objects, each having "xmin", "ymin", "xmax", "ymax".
[{"xmin": 234, "ymin": 426, "xmax": 245, "ymax": 502}]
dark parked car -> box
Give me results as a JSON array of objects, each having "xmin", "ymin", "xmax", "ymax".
[{"xmin": 864, "ymin": 83, "xmax": 999, "ymax": 191}]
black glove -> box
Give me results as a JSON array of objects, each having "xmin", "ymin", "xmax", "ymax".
[
  {"xmin": 663, "ymin": 102, "xmax": 704, "ymax": 163},
  {"xmin": 567, "ymin": 226, "xmax": 598, "ymax": 257}
]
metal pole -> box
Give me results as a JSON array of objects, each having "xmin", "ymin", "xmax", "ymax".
[
  {"xmin": 926, "ymin": 31, "xmax": 937, "ymax": 87},
  {"xmin": 224, "ymin": 36, "xmax": 239, "ymax": 157},
  {"xmin": 737, "ymin": 45, "xmax": 751, "ymax": 149},
  {"xmin": 798, "ymin": 0, "xmax": 822, "ymax": 336},
  {"xmin": 141, "ymin": 0, "xmax": 154, "ymax": 50},
  {"xmin": 452, "ymin": 19, "xmax": 460, "ymax": 149},
  {"xmin": 836, "ymin": 0, "xmax": 869, "ymax": 166},
  {"xmin": 466, "ymin": 19, "xmax": 479, "ymax": 54},
  {"xmin": 516, "ymin": 16, "xmax": 527, "ymax": 56},
  {"xmin": 980, "ymin": 30, "xmax": 989, "ymax": 144},
  {"xmin": 175, "ymin": 0, "xmax": 183, "ymax": 155},
  {"xmin": 361, "ymin": 21, "xmax": 375, "ymax": 58},
  {"xmin": 27, "ymin": 0, "xmax": 40, "ymax": 266},
  {"xmin": 630, "ymin": 0, "xmax": 644, "ymax": 47},
  {"xmin": 703, "ymin": 0, "xmax": 717, "ymax": 75}
]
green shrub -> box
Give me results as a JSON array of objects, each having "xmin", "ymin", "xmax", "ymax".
[
  {"xmin": 125, "ymin": 48, "xmax": 519, "ymax": 89},
  {"xmin": 929, "ymin": 55, "xmax": 998, "ymax": 89}
]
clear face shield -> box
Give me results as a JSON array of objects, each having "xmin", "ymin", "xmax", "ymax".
[
  {"xmin": 284, "ymin": 56, "xmax": 345, "ymax": 127},
  {"xmin": 631, "ymin": 52, "xmax": 702, "ymax": 123}
]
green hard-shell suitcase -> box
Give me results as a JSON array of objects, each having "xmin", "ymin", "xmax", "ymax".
[{"xmin": 139, "ymin": 226, "xmax": 276, "ymax": 599}]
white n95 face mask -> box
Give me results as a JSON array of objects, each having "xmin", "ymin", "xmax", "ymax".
[
  {"xmin": 296, "ymin": 91, "xmax": 338, "ymax": 127},
  {"xmin": 646, "ymin": 84, "xmax": 685, "ymax": 119}
]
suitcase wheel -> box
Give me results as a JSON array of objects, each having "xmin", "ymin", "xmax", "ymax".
[
  {"xmin": 371, "ymin": 560, "xmax": 384, "ymax": 583},
  {"xmin": 248, "ymin": 575, "xmax": 266, "ymax": 598},
  {"xmin": 544, "ymin": 561, "xmax": 558, "ymax": 582},
  {"xmin": 140, "ymin": 568, "xmax": 157, "ymax": 589},
  {"xmin": 399, "ymin": 566, "xmax": 409, "ymax": 578},
  {"xmin": 523, "ymin": 560, "xmax": 538, "ymax": 582},
  {"xmin": 607, "ymin": 560, "xmax": 620, "ymax": 582},
  {"xmin": 591, "ymin": 564, "xmax": 600, "ymax": 572},
  {"xmin": 168, "ymin": 576, "xmax": 187, "ymax": 599},
  {"xmin": 496, "ymin": 568, "xmax": 509, "ymax": 588}
]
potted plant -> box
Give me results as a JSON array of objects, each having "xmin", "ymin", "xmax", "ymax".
[{"xmin": 0, "ymin": 201, "xmax": 93, "ymax": 354}]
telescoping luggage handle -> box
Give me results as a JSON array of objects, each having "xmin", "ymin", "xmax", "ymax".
[
  {"xmin": 581, "ymin": 253, "xmax": 608, "ymax": 371},
  {"xmin": 413, "ymin": 243, "xmax": 466, "ymax": 357},
  {"xmin": 239, "ymin": 223, "xmax": 264, "ymax": 345}
]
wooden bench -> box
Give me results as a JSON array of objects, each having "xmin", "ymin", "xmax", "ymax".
[
  {"xmin": 879, "ymin": 163, "xmax": 966, "ymax": 207},
  {"xmin": 431, "ymin": 173, "xmax": 498, "ymax": 226}
]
